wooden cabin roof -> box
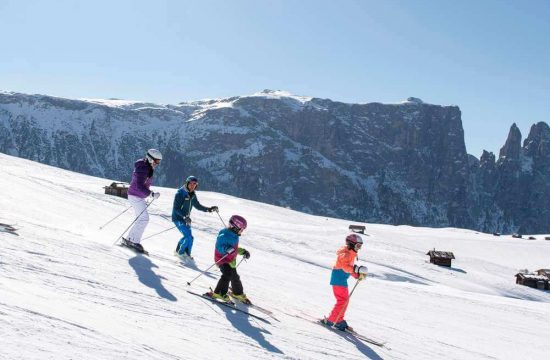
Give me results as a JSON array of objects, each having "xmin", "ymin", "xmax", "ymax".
[{"xmin": 426, "ymin": 250, "xmax": 455, "ymax": 259}]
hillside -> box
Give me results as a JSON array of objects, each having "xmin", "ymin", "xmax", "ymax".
[{"xmin": 1, "ymin": 152, "xmax": 549, "ymax": 360}]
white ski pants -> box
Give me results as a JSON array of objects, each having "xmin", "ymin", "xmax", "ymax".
[{"xmin": 127, "ymin": 195, "xmax": 149, "ymax": 244}]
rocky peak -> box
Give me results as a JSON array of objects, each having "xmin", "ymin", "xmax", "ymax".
[
  {"xmin": 479, "ymin": 150, "xmax": 496, "ymax": 170},
  {"xmin": 523, "ymin": 122, "xmax": 550, "ymax": 158},
  {"xmin": 498, "ymin": 123, "xmax": 522, "ymax": 160}
]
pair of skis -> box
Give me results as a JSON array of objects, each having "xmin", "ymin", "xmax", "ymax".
[
  {"xmin": 288, "ymin": 312, "xmax": 386, "ymax": 348},
  {"xmin": 318, "ymin": 319, "xmax": 386, "ymax": 348},
  {"xmin": 186, "ymin": 289, "xmax": 277, "ymax": 324}
]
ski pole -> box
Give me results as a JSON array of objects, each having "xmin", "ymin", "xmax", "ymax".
[
  {"xmin": 141, "ymin": 225, "xmax": 176, "ymax": 241},
  {"xmin": 215, "ymin": 209, "xmax": 227, "ymax": 227},
  {"xmin": 186, "ymin": 252, "xmax": 231, "ymax": 286},
  {"xmin": 99, "ymin": 205, "xmax": 132, "ymax": 230},
  {"xmin": 113, "ymin": 198, "xmax": 155, "ymax": 245},
  {"xmin": 235, "ymin": 257, "xmax": 246, "ymax": 268},
  {"xmin": 333, "ymin": 278, "xmax": 361, "ymax": 326}
]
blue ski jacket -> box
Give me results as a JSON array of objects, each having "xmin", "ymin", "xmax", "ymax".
[
  {"xmin": 171, "ymin": 187, "xmax": 208, "ymax": 222},
  {"xmin": 214, "ymin": 228, "xmax": 247, "ymax": 268}
]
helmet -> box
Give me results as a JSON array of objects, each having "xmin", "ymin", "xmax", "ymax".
[
  {"xmin": 185, "ymin": 175, "xmax": 199, "ymax": 190},
  {"xmin": 146, "ymin": 149, "xmax": 163, "ymax": 164},
  {"xmin": 229, "ymin": 215, "xmax": 247, "ymax": 231},
  {"xmin": 345, "ymin": 234, "xmax": 363, "ymax": 251}
]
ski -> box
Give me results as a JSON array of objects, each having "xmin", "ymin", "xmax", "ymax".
[
  {"xmin": 317, "ymin": 319, "xmax": 387, "ymax": 348},
  {"xmin": 287, "ymin": 312, "xmax": 386, "ymax": 348},
  {"xmin": 0, "ymin": 228, "xmax": 19, "ymax": 236},
  {"xmin": 227, "ymin": 290, "xmax": 279, "ymax": 321},
  {"xmin": 343, "ymin": 328, "xmax": 386, "ymax": 347},
  {"xmin": 117, "ymin": 241, "xmax": 149, "ymax": 255},
  {"xmin": 187, "ymin": 290, "xmax": 271, "ymax": 324},
  {"xmin": 0, "ymin": 223, "xmax": 19, "ymax": 236}
]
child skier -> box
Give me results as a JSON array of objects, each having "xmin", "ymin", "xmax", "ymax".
[
  {"xmin": 205, "ymin": 215, "xmax": 251, "ymax": 303},
  {"xmin": 172, "ymin": 175, "xmax": 218, "ymax": 260},
  {"xmin": 122, "ymin": 148, "xmax": 162, "ymax": 253},
  {"xmin": 322, "ymin": 233, "xmax": 368, "ymax": 331}
]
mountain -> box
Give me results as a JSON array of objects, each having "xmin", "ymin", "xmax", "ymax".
[
  {"xmin": 1, "ymin": 152, "xmax": 549, "ymax": 359},
  {"xmin": 1, "ymin": 90, "xmax": 549, "ymax": 233}
]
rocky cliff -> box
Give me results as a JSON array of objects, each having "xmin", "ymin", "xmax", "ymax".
[{"xmin": 1, "ymin": 90, "xmax": 548, "ymax": 233}]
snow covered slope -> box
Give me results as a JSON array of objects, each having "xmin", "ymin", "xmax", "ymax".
[{"xmin": 1, "ymin": 152, "xmax": 549, "ymax": 360}]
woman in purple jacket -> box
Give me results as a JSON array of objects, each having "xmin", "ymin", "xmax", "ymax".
[{"xmin": 122, "ymin": 149, "xmax": 162, "ymax": 253}]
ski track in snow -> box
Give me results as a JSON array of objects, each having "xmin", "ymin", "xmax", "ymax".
[{"xmin": 1, "ymin": 152, "xmax": 550, "ymax": 360}]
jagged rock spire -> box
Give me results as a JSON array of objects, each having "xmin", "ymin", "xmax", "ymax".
[{"xmin": 499, "ymin": 123, "xmax": 522, "ymax": 160}]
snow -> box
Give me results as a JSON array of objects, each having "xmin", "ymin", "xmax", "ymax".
[
  {"xmin": 250, "ymin": 89, "xmax": 313, "ymax": 104},
  {"xmin": 79, "ymin": 98, "xmax": 152, "ymax": 108},
  {"xmin": 400, "ymin": 97, "xmax": 424, "ymax": 105},
  {"xmin": 1, "ymin": 152, "xmax": 550, "ymax": 360}
]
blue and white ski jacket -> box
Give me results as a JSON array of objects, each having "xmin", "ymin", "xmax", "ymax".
[{"xmin": 171, "ymin": 187, "xmax": 208, "ymax": 223}]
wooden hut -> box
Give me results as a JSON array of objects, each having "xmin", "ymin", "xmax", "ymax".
[
  {"xmin": 535, "ymin": 269, "xmax": 550, "ymax": 278},
  {"xmin": 104, "ymin": 182, "xmax": 129, "ymax": 199},
  {"xmin": 348, "ymin": 224, "xmax": 366, "ymax": 234},
  {"xmin": 515, "ymin": 272, "xmax": 549, "ymax": 290},
  {"xmin": 426, "ymin": 250, "xmax": 455, "ymax": 267}
]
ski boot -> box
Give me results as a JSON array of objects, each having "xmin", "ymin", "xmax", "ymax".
[
  {"xmin": 320, "ymin": 318, "xmax": 334, "ymax": 327},
  {"xmin": 122, "ymin": 238, "xmax": 145, "ymax": 253},
  {"xmin": 334, "ymin": 320, "xmax": 353, "ymax": 332},
  {"xmin": 174, "ymin": 251, "xmax": 194, "ymax": 262},
  {"xmin": 204, "ymin": 291, "xmax": 232, "ymax": 303},
  {"xmin": 231, "ymin": 293, "xmax": 252, "ymax": 305}
]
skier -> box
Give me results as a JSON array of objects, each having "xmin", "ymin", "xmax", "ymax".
[
  {"xmin": 173, "ymin": 175, "xmax": 218, "ymax": 260},
  {"xmin": 322, "ymin": 233, "xmax": 368, "ymax": 331},
  {"xmin": 122, "ymin": 148, "xmax": 162, "ymax": 253},
  {"xmin": 205, "ymin": 214, "xmax": 250, "ymax": 303}
]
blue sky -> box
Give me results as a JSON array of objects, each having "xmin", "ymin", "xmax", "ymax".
[{"xmin": 1, "ymin": 0, "xmax": 549, "ymax": 157}]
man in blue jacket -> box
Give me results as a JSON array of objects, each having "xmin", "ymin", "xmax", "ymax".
[{"xmin": 173, "ymin": 176, "xmax": 218, "ymax": 260}]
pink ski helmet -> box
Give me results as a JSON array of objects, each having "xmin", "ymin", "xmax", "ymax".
[
  {"xmin": 345, "ymin": 234, "xmax": 363, "ymax": 250},
  {"xmin": 229, "ymin": 215, "xmax": 247, "ymax": 231}
]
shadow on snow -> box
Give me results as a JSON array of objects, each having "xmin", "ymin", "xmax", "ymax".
[
  {"xmin": 329, "ymin": 329, "xmax": 385, "ymax": 360},
  {"xmin": 129, "ymin": 255, "xmax": 177, "ymax": 302},
  {"xmin": 222, "ymin": 305, "xmax": 284, "ymax": 355}
]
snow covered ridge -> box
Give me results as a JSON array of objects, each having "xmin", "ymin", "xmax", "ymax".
[{"xmin": 1, "ymin": 152, "xmax": 550, "ymax": 360}]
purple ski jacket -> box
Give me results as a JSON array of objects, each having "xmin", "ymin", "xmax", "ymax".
[{"xmin": 128, "ymin": 159, "xmax": 153, "ymax": 198}]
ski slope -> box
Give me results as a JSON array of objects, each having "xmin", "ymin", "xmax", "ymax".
[{"xmin": 1, "ymin": 152, "xmax": 549, "ymax": 360}]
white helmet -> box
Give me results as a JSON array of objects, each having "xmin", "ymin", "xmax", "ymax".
[{"xmin": 146, "ymin": 149, "xmax": 163, "ymax": 164}]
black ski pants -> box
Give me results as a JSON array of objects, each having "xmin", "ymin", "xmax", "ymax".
[{"xmin": 214, "ymin": 263, "xmax": 243, "ymax": 296}]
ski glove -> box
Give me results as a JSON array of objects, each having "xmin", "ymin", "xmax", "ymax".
[
  {"xmin": 151, "ymin": 192, "xmax": 160, "ymax": 200},
  {"xmin": 358, "ymin": 273, "xmax": 367, "ymax": 281},
  {"xmin": 184, "ymin": 216, "xmax": 192, "ymax": 226},
  {"xmin": 353, "ymin": 265, "xmax": 368, "ymax": 275},
  {"xmin": 241, "ymin": 249, "xmax": 250, "ymax": 259},
  {"xmin": 207, "ymin": 206, "xmax": 219, "ymax": 213}
]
